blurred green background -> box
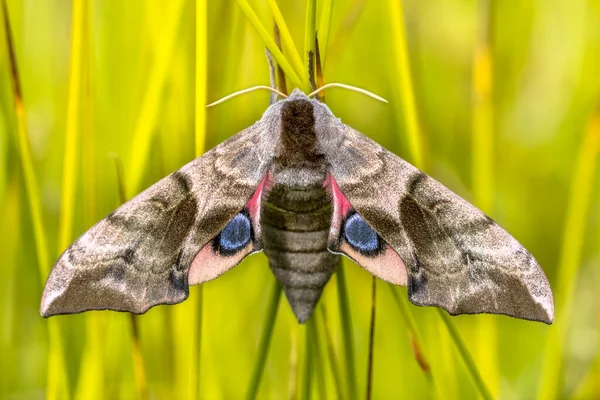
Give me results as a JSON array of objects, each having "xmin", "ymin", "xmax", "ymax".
[{"xmin": 1, "ymin": 0, "xmax": 599, "ymax": 399}]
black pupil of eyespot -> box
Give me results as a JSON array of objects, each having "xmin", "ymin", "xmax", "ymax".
[
  {"xmin": 343, "ymin": 212, "xmax": 380, "ymax": 254},
  {"xmin": 217, "ymin": 212, "xmax": 252, "ymax": 255}
]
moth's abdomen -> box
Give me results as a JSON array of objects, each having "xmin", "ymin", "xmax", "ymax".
[{"xmin": 262, "ymin": 183, "xmax": 338, "ymax": 323}]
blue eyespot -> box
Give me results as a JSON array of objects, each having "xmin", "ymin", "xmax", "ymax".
[
  {"xmin": 343, "ymin": 212, "xmax": 380, "ymax": 255},
  {"xmin": 215, "ymin": 212, "xmax": 252, "ymax": 256}
]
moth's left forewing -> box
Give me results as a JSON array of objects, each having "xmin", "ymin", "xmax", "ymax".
[
  {"xmin": 318, "ymin": 114, "xmax": 554, "ymax": 324},
  {"xmin": 41, "ymin": 122, "xmax": 275, "ymax": 317}
]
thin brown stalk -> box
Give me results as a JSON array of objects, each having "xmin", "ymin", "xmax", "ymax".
[
  {"xmin": 315, "ymin": 36, "xmax": 325, "ymax": 101},
  {"xmin": 273, "ymin": 22, "xmax": 288, "ymax": 95}
]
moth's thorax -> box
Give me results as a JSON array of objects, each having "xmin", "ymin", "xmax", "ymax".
[{"xmin": 271, "ymin": 98, "xmax": 328, "ymax": 189}]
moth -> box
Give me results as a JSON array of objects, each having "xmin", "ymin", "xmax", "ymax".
[{"xmin": 40, "ymin": 87, "xmax": 554, "ymax": 324}]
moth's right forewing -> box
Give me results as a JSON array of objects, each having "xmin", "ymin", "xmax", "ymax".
[
  {"xmin": 41, "ymin": 122, "xmax": 276, "ymax": 317},
  {"xmin": 322, "ymin": 120, "xmax": 554, "ymax": 324}
]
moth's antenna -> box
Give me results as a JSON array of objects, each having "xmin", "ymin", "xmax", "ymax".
[
  {"xmin": 206, "ymin": 86, "xmax": 288, "ymax": 108},
  {"xmin": 308, "ymin": 83, "xmax": 388, "ymax": 104}
]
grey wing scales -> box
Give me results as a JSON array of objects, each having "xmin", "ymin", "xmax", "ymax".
[
  {"xmin": 325, "ymin": 124, "xmax": 554, "ymax": 324},
  {"xmin": 41, "ymin": 124, "xmax": 272, "ymax": 317}
]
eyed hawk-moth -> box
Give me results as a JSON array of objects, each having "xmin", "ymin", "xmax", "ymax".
[{"xmin": 40, "ymin": 89, "xmax": 554, "ymax": 324}]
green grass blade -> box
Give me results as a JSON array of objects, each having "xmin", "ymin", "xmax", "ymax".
[
  {"xmin": 438, "ymin": 310, "xmax": 493, "ymax": 400},
  {"xmin": 310, "ymin": 317, "xmax": 327, "ymax": 399},
  {"xmin": 235, "ymin": 0, "xmax": 306, "ymax": 91},
  {"xmin": 388, "ymin": 286, "xmax": 432, "ymax": 380},
  {"xmin": 194, "ymin": 1, "xmax": 208, "ymax": 397},
  {"xmin": 195, "ymin": 0, "xmax": 207, "ymax": 158},
  {"xmin": 245, "ymin": 279, "xmax": 282, "ymax": 400},
  {"xmin": 537, "ymin": 108, "xmax": 600, "ymax": 399},
  {"xmin": 110, "ymin": 154, "xmax": 150, "ymax": 399},
  {"xmin": 472, "ymin": 0, "xmax": 494, "ymax": 216},
  {"xmin": 302, "ymin": 322, "xmax": 313, "ymax": 400},
  {"xmin": 471, "ymin": 0, "xmax": 499, "ymax": 395},
  {"xmin": 304, "ymin": 0, "xmax": 316, "ymax": 87},
  {"xmin": 386, "ymin": 2, "xmax": 491, "ymax": 397},
  {"xmin": 1, "ymin": 2, "xmax": 70, "ymax": 398},
  {"xmin": 57, "ymin": 0, "xmax": 86, "ymax": 253},
  {"xmin": 317, "ymin": 0, "xmax": 333, "ymax": 68},
  {"xmin": 2, "ymin": 0, "xmax": 50, "ymax": 305},
  {"xmin": 126, "ymin": 0, "xmax": 185, "ymax": 196},
  {"xmin": 336, "ymin": 263, "xmax": 357, "ymax": 400},
  {"xmin": 129, "ymin": 315, "xmax": 149, "ymax": 399},
  {"xmin": 319, "ymin": 305, "xmax": 345, "ymax": 399},
  {"xmin": 325, "ymin": 0, "xmax": 367, "ymax": 73},
  {"xmin": 365, "ymin": 277, "xmax": 377, "ymax": 400},
  {"xmin": 388, "ymin": 0, "xmax": 424, "ymax": 168},
  {"xmin": 267, "ymin": 0, "xmax": 306, "ymax": 83},
  {"xmin": 65, "ymin": 3, "xmax": 110, "ymax": 399}
]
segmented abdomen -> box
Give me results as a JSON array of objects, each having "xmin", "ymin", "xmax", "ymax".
[{"xmin": 261, "ymin": 183, "xmax": 338, "ymax": 323}]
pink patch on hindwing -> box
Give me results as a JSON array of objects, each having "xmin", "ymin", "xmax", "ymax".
[{"xmin": 188, "ymin": 173, "xmax": 270, "ymax": 285}]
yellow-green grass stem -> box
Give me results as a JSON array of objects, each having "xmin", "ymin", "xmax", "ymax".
[
  {"xmin": 245, "ymin": 279, "xmax": 282, "ymax": 400},
  {"xmin": 57, "ymin": 0, "xmax": 86, "ymax": 253},
  {"xmin": 194, "ymin": 1, "xmax": 208, "ymax": 397},
  {"xmin": 388, "ymin": 0, "xmax": 423, "ymax": 168},
  {"xmin": 336, "ymin": 263, "xmax": 357, "ymax": 400},
  {"xmin": 388, "ymin": 286, "xmax": 432, "ymax": 382},
  {"xmin": 310, "ymin": 317, "xmax": 327, "ymax": 399},
  {"xmin": 471, "ymin": 0, "xmax": 499, "ymax": 395},
  {"xmin": 437, "ymin": 310, "xmax": 493, "ymax": 400},
  {"xmin": 267, "ymin": 0, "xmax": 306, "ymax": 84},
  {"xmin": 70, "ymin": 4, "xmax": 109, "ymax": 398},
  {"xmin": 302, "ymin": 322, "xmax": 313, "ymax": 400},
  {"xmin": 2, "ymin": 1, "xmax": 70, "ymax": 398},
  {"xmin": 319, "ymin": 305, "xmax": 345, "ymax": 399},
  {"xmin": 195, "ymin": 0, "xmax": 208, "ymax": 158},
  {"xmin": 537, "ymin": 106, "xmax": 600, "ymax": 400},
  {"xmin": 317, "ymin": 0, "xmax": 333, "ymax": 69},
  {"xmin": 126, "ymin": 0, "xmax": 185, "ymax": 196},
  {"xmin": 0, "ymin": 179, "xmax": 22, "ymax": 394},
  {"xmin": 110, "ymin": 154, "xmax": 150, "ymax": 399},
  {"xmin": 387, "ymin": 1, "xmax": 491, "ymax": 397},
  {"xmin": 325, "ymin": 0, "xmax": 367, "ymax": 73},
  {"xmin": 304, "ymin": 0, "xmax": 316, "ymax": 88},
  {"xmin": 235, "ymin": 0, "xmax": 306, "ymax": 91},
  {"xmin": 472, "ymin": 0, "xmax": 495, "ymax": 216},
  {"xmin": 365, "ymin": 277, "xmax": 377, "ymax": 400}
]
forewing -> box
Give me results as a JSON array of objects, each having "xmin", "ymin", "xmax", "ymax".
[
  {"xmin": 41, "ymin": 125, "xmax": 273, "ymax": 317},
  {"xmin": 324, "ymin": 124, "xmax": 554, "ymax": 324}
]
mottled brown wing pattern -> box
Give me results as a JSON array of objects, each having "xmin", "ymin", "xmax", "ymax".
[
  {"xmin": 41, "ymin": 124, "xmax": 274, "ymax": 316},
  {"xmin": 325, "ymin": 124, "xmax": 554, "ymax": 324}
]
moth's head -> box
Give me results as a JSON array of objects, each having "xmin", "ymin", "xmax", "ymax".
[{"xmin": 286, "ymin": 88, "xmax": 310, "ymax": 101}]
